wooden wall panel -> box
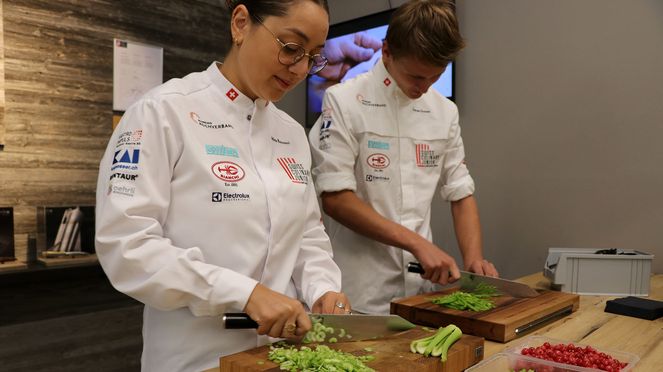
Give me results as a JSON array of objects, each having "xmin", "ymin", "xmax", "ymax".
[{"xmin": 0, "ymin": 0, "xmax": 229, "ymax": 262}]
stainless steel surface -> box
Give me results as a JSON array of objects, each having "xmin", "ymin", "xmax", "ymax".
[
  {"xmin": 223, "ymin": 312, "xmax": 417, "ymax": 341},
  {"xmin": 459, "ymin": 271, "xmax": 540, "ymax": 298},
  {"xmin": 514, "ymin": 306, "xmax": 573, "ymax": 334},
  {"xmin": 313, "ymin": 313, "xmax": 417, "ymax": 341}
]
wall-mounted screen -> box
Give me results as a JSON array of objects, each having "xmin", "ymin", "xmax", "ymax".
[
  {"xmin": 306, "ymin": 8, "xmax": 455, "ymax": 127},
  {"xmin": 0, "ymin": 207, "xmax": 15, "ymax": 262}
]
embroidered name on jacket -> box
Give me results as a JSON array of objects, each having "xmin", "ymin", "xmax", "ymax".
[
  {"xmin": 277, "ymin": 157, "xmax": 309, "ymax": 184},
  {"xmin": 415, "ymin": 144, "xmax": 441, "ymax": 167},
  {"xmin": 190, "ymin": 112, "xmax": 234, "ymax": 129}
]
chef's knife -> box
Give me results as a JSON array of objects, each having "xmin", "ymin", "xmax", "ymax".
[
  {"xmin": 407, "ymin": 262, "xmax": 539, "ymax": 298},
  {"xmin": 223, "ymin": 312, "xmax": 417, "ymax": 341}
]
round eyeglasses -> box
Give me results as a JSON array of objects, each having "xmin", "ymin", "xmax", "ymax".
[{"xmin": 252, "ymin": 15, "xmax": 328, "ymax": 75}]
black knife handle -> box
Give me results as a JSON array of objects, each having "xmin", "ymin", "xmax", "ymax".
[
  {"xmin": 407, "ymin": 262, "xmax": 425, "ymax": 274},
  {"xmin": 223, "ymin": 312, "xmax": 258, "ymax": 329}
]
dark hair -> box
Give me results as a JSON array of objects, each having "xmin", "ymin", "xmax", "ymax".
[
  {"xmin": 226, "ymin": 0, "xmax": 329, "ymax": 19},
  {"xmin": 385, "ymin": 0, "xmax": 465, "ymax": 66}
]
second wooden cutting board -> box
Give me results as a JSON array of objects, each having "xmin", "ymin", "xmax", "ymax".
[
  {"xmin": 219, "ymin": 327, "xmax": 484, "ymax": 372},
  {"xmin": 391, "ymin": 288, "xmax": 580, "ymax": 342}
]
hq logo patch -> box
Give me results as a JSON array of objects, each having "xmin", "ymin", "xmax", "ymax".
[
  {"xmin": 211, "ymin": 161, "xmax": 245, "ymax": 182},
  {"xmin": 366, "ymin": 153, "xmax": 390, "ymax": 169}
]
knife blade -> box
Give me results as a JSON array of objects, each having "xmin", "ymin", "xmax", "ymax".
[
  {"xmin": 407, "ymin": 261, "xmax": 539, "ymax": 298},
  {"xmin": 223, "ymin": 312, "xmax": 417, "ymax": 341}
]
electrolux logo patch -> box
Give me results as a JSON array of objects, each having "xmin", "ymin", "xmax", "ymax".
[
  {"xmin": 190, "ymin": 112, "xmax": 234, "ymax": 129},
  {"xmin": 211, "ymin": 192, "xmax": 250, "ymax": 202},
  {"xmin": 205, "ymin": 144, "xmax": 239, "ymax": 158},
  {"xmin": 366, "ymin": 174, "xmax": 390, "ymax": 182},
  {"xmin": 356, "ymin": 94, "xmax": 386, "ymax": 108}
]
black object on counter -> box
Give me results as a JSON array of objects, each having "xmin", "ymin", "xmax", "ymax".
[{"xmin": 605, "ymin": 296, "xmax": 663, "ymax": 320}]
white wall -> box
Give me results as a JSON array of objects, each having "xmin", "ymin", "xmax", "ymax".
[{"xmin": 277, "ymin": 0, "xmax": 663, "ymax": 278}]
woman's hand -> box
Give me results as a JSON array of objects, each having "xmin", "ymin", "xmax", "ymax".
[
  {"xmin": 312, "ymin": 291, "xmax": 351, "ymax": 314},
  {"xmin": 243, "ymin": 284, "xmax": 311, "ymax": 338}
]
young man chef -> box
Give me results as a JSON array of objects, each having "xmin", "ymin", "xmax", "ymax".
[{"xmin": 309, "ymin": 0, "xmax": 498, "ymax": 315}]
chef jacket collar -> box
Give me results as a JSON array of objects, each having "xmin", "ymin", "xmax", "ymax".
[
  {"xmin": 206, "ymin": 62, "xmax": 269, "ymax": 109},
  {"xmin": 374, "ymin": 57, "xmax": 413, "ymax": 101}
]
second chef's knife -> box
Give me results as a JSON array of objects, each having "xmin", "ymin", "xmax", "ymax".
[
  {"xmin": 407, "ymin": 262, "xmax": 540, "ymax": 298},
  {"xmin": 223, "ymin": 312, "xmax": 417, "ymax": 341}
]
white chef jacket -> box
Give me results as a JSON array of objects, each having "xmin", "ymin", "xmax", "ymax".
[
  {"xmin": 96, "ymin": 62, "xmax": 341, "ymax": 372},
  {"xmin": 308, "ymin": 59, "xmax": 475, "ymax": 315}
]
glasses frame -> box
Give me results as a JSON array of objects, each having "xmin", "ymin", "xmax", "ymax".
[{"xmin": 251, "ymin": 15, "xmax": 328, "ymax": 75}]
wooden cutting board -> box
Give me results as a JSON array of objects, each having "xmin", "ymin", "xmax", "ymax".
[
  {"xmin": 391, "ymin": 289, "xmax": 579, "ymax": 343},
  {"xmin": 219, "ymin": 328, "xmax": 484, "ymax": 372}
]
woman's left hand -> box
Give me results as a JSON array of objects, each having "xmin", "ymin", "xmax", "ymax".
[{"xmin": 312, "ymin": 291, "xmax": 351, "ymax": 314}]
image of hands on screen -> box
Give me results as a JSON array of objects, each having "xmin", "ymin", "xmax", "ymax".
[
  {"xmin": 306, "ymin": 23, "xmax": 453, "ymax": 126},
  {"xmin": 315, "ymin": 31, "xmax": 382, "ymax": 82}
]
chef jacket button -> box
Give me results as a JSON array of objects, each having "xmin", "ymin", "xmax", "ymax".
[{"xmin": 246, "ymin": 114, "xmax": 252, "ymax": 121}]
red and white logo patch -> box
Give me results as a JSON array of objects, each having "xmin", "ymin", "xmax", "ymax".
[
  {"xmin": 226, "ymin": 88, "xmax": 238, "ymax": 101},
  {"xmin": 415, "ymin": 144, "xmax": 440, "ymax": 167},
  {"xmin": 212, "ymin": 161, "xmax": 245, "ymax": 182},
  {"xmin": 383, "ymin": 78, "xmax": 391, "ymax": 87},
  {"xmin": 367, "ymin": 153, "xmax": 390, "ymax": 169},
  {"xmin": 277, "ymin": 157, "xmax": 309, "ymax": 184}
]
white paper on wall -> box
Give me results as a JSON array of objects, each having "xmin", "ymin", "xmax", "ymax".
[{"xmin": 113, "ymin": 39, "xmax": 163, "ymax": 112}]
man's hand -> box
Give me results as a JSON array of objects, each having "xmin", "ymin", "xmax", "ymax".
[
  {"xmin": 243, "ymin": 283, "xmax": 312, "ymax": 338},
  {"xmin": 312, "ymin": 291, "xmax": 351, "ymax": 314},
  {"xmin": 410, "ymin": 237, "xmax": 461, "ymax": 285},
  {"xmin": 465, "ymin": 258, "xmax": 499, "ymax": 277}
]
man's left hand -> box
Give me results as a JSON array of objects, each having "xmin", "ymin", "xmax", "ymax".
[{"xmin": 465, "ymin": 259, "xmax": 499, "ymax": 277}]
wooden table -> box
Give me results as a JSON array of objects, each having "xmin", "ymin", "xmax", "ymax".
[
  {"xmin": 206, "ymin": 273, "xmax": 662, "ymax": 372},
  {"xmin": 485, "ymin": 273, "xmax": 663, "ymax": 372}
]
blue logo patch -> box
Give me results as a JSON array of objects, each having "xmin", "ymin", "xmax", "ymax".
[
  {"xmin": 112, "ymin": 148, "xmax": 140, "ymax": 171},
  {"xmin": 206, "ymin": 144, "xmax": 239, "ymax": 158},
  {"xmin": 368, "ymin": 140, "xmax": 390, "ymax": 150}
]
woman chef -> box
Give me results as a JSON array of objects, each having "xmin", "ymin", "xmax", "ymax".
[{"xmin": 95, "ymin": 1, "xmax": 349, "ymax": 371}]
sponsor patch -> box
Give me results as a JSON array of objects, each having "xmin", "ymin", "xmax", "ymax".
[
  {"xmin": 211, "ymin": 191, "xmax": 250, "ymax": 203},
  {"xmin": 115, "ymin": 130, "xmax": 143, "ymax": 148},
  {"xmin": 112, "ymin": 148, "xmax": 140, "ymax": 171},
  {"xmin": 368, "ymin": 140, "xmax": 389, "ymax": 150},
  {"xmin": 107, "ymin": 183, "xmax": 135, "ymax": 197},
  {"xmin": 366, "ymin": 174, "xmax": 390, "ymax": 182},
  {"xmin": 356, "ymin": 94, "xmax": 386, "ymax": 107},
  {"xmin": 205, "ymin": 144, "xmax": 239, "ymax": 158},
  {"xmin": 109, "ymin": 172, "xmax": 139, "ymax": 181},
  {"xmin": 277, "ymin": 157, "xmax": 309, "ymax": 184},
  {"xmin": 416, "ymin": 143, "xmax": 441, "ymax": 167},
  {"xmin": 190, "ymin": 112, "xmax": 234, "ymax": 129},
  {"xmin": 366, "ymin": 153, "xmax": 390, "ymax": 169},
  {"xmin": 212, "ymin": 161, "xmax": 245, "ymax": 182}
]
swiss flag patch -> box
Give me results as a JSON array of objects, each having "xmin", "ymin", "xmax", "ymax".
[
  {"xmin": 226, "ymin": 88, "xmax": 238, "ymax": 101},
  {"xmin": 383, "ymin": 78, "xmax": 391, "ymax": 86}
]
